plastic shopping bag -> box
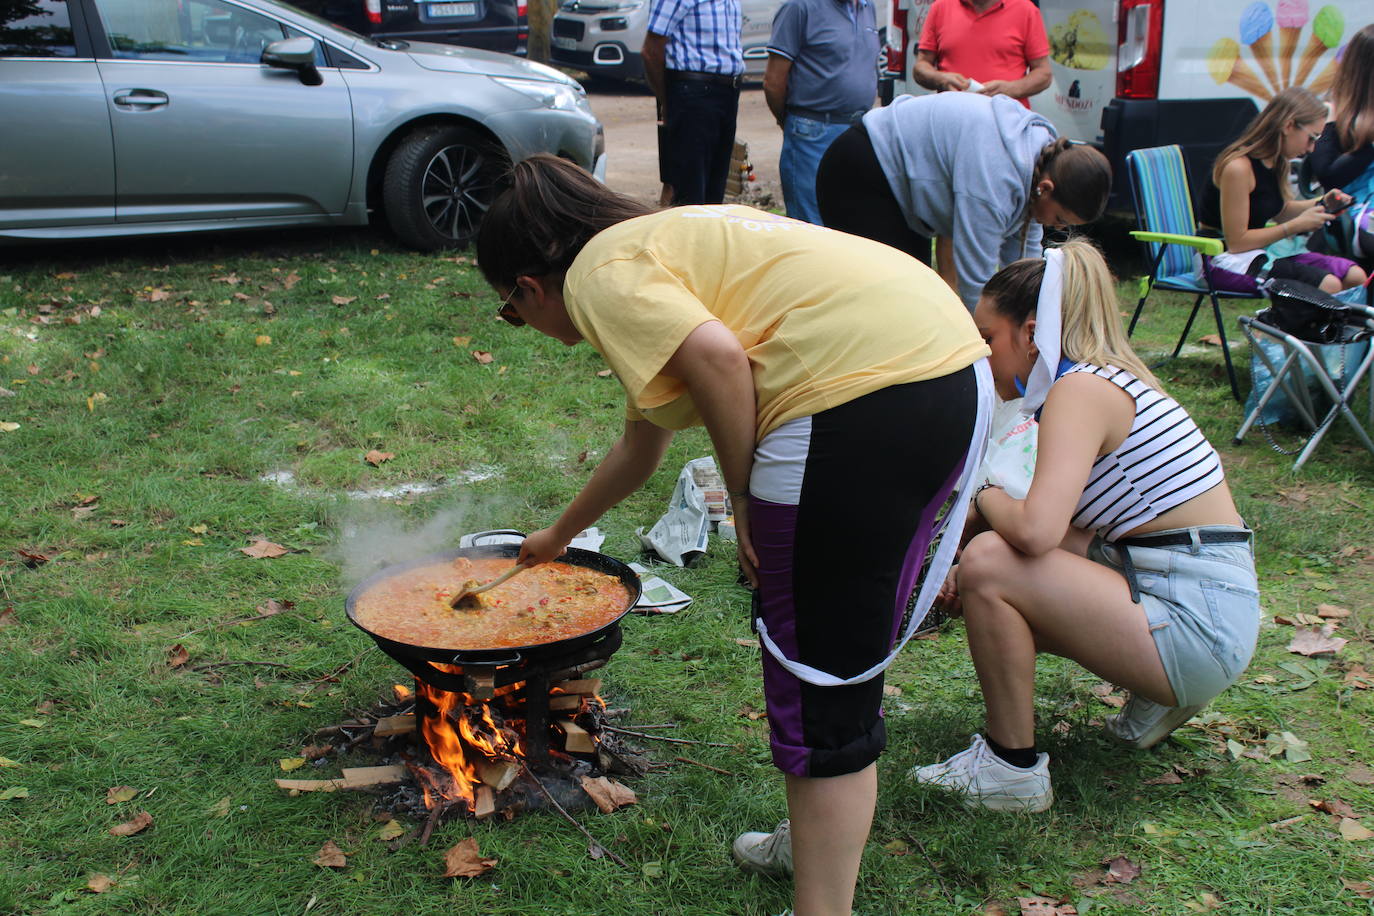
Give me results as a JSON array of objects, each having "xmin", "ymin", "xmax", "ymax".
[{"xmin": 979, "ymin": 399, "xmax": 1037, "ymax": 499}]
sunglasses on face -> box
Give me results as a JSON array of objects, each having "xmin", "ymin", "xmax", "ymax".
[{"xmin": 497, "ymin": 284, "xmax": 526, "ymax": 327}]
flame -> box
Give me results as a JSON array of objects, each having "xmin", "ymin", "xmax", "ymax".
[{"xmin": 415, "ymin": 678, "xmax": 526, "ymax": 809}]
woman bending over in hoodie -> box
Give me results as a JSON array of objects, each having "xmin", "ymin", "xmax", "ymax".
[{"xmin": 814, "ymin": 91, "xmax": 1111, "ymax": 310}]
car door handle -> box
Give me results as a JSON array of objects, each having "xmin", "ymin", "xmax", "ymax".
[{"xmin": 112, "ymin": 89, "xmax": 169, "ymax": 109}]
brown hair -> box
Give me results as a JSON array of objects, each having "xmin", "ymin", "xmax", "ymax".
[
  {"xmin": 1210, "ymin": 87, "xmax": 1327, "ymax": 198},
  {"xmin": 982, "ymin": 237, "xmax": 1161, "ymax": 390},
  {"xmin": 476, "ymin": 154, "xmax": 655, "ymax": 290},
  {"xmin": 1031, "ymin": 138, "xmax": 1112, "ymax": 224},
  {"xmin": 1331, "ymin": 24, "xmax": 1374, "ymax": 152}
]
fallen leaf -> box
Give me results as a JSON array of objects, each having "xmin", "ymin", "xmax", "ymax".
[
  {"xmin": 1311, "ymin": 798, "xmax": 1357, "ymax": 818},
  {"xmin": 71, "ymin": 505, "xmax": 96, "ymax": 520},
  {"xmin": 363, "ymin": 450, "xmax": 395, "ymax": 466},
  {"xmin": 580, "ymin": 776, "xmax": 638, "ymax": 813},
  {"xmin": 471, "ymin": 350, "xmax": 494, "ymax": 365},
  {"xmin": 442, "ymin": 837, "xmax": 497, "ymax": 877},
  {"xmin": 1345, "ymin": 666, "xmax": 1373, "ymax": 689},
  {"xmin": 313, "ymin": 840, "xmax": 348, "ymax": 868},
  {"xmin": 882, "ymin": 838, "xmax": 910, "ymax": 856},
  {"xmin": 257, "ymin": 598, "xmax": 291, "ymax": 618},
  {"xmin": 17, "ymin": 548, "xmax": 49, "ymax": 567},
  {"xmin": 1016, "ymin": 895, "xmax": 1076, "ymax": 915},
  {"xmin": 86, "ymin": 874, "xmax": 114, "ymax": 893},
  {"xmin": 1349, "ymin": 765, "xmax": 1374, "ymax": 786},
  {"xmin": 734, "ymin": 637, "xmax": 760, "ymax": 649},
  {"xmin": 106, "ymin": 786, "xmax": 138, "ymax": 804},
  {"xmin": 1288, "ymin": 626, "xmax": 1347, "ymax": 657},
  {"xmin": 1090, "ymin": 683, "xmax": 1126, "ymax": 707},
  {"xmin": 452, "ymin": 336, "xmax": 471, "ymax": 347},
  {"xmin": 596, "ymin": 369, "xmax": 614, "ymax": 378},
  {"xmin": 1104, "ymin": 855, "xmax": 1141, "ymax": 883},
  {"xmin": 1199, "ymin": 334, "xmax": 1223, "ymax": 346},
  {"xmin": 147, "ymin": 288, "xmax": 171, "ymax": 302},
  {"xmin": 1341, "ymin": 818, "xmax": 1374, "ymax": 842},
  {"xmin": 255, "ymin": 335, "xmax": 272, "ymax": 347},
  {"xmin": 331, "ymin": 295, "xmax": 357, "ymax": 305},
  {"xmin": 1183, "ymin": 892, "xmax": 1225, "ymax": 912},
  {"xmin": 1144, "ymin": 770, "xmax": 1184, "ymax": 785},
  {"xmin": 0, "ymin": 607, "xmax": 15, "ymax": 628},
  {"xmin": 0, "ymin": 757, "xmax": 16, "ymax": 767},
  {"xmin": 1343, "ymin": 879, "xmax": 1374, "ymax": 899},
  {"xmin": 109, "ymin": 811, "xmax": 152, "ymax": 836},
  {"xmin": 166, "ymin": 644, "xmax": 189, "ymax": 668},
  {"xmin": 0, "ymin": 787, "xmax": 30, "ymax": 800},
  {"xmin": 241, "ymin": 540, "xmax": 288, "ymax": 559},
  {"xmin": 588, "ymin": 840, "xmax": 605, "ymax": 860},
  {"xmin": 377, "ymin": 819, "xmax": 406, "ymax": 841},
  {"xmin": 1317, "ymin": 603, "xmax": 1352, "ymax": 619},
  {"xmin": 188, "ymin": 524, "xmax": 208, "ymax": 535},
  {"xmin": 279, "ymin": 757, "xmax": 307, "ymax": 772},
  {"xmin": 0, "ymin": 422, "xmax": 19, "ymax": 432},
  {"xmin": 209, "ymin": 796, "xmax": 231, "ymax": 818},
  {"xmin": 641, "ymin": 861, "xmax": 663, "ymax": 878}
]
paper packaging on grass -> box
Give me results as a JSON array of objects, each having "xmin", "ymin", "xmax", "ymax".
[
  {"xmin": 629, "ymin": 562, "xmax": 693, "ymax": 614},
  {"xmin": 636, "ymin": 457, "xmax": 714, "ymax": 566},
  {"xmin": 458, "ymin": 528, "xmax": 607, "ymax": 552},
  {"xmin": 979, "ymin": 398, "xmax": 1038, "ymax": 500}
]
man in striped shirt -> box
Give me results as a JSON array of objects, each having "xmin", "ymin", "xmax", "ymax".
[{"xmin": 642, "ymin": 0, "xmax": 745, "ymax": 205}]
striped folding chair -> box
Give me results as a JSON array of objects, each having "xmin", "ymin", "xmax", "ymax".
[{"xmin": 1125, "ymin": 145, "xmax": 1265, "ymax": 401}]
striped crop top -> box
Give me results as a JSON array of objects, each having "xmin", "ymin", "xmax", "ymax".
[{"xmin": 1066, "ymin": 363, "xmax": 1225, "ymax": 541}]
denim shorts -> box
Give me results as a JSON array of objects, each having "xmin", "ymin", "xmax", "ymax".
[{"xmin": 1088, "ymin": 526, "xmax": 1261, "ymax": 707}]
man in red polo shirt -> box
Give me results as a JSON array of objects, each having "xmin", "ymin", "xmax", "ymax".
[{"xmin": 911, "ymin": 0, "xmax": 1052, "ymax": 289}]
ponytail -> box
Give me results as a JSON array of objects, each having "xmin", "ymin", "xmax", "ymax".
[
  {"xmin": 476, "ymin": 154, "xmax": 655, "ymax": 290},
  {"xmin": 1019, "ymin": 139, "xmax": 1111, "ymax": 247}
]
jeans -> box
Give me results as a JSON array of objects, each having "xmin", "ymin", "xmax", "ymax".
[
  {"xmin": 779, "ymin": 114, "xmax": 849, "ymax": 225},
  {"xmin": 662, "ymin": 79, "xmax": 740, "ymax": 205}
]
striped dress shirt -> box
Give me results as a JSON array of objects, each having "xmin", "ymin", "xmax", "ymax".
[{"xmin": 647, "ymin": 0, "xmax": 745, "ymax": 76}]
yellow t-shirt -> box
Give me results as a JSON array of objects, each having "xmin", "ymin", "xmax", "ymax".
[{"xmin": 563, "ymin": 205, "xmax": 989, "ymax": 441}]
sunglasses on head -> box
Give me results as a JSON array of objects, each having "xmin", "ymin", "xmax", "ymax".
[{"xmin": 497, "ymin": 284, "xmax": 525, "ymax": 327}]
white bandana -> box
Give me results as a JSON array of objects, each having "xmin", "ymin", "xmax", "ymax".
[{"xmin": 1019, "ymin": 247, "xmax": 1064, "ymax": 416}]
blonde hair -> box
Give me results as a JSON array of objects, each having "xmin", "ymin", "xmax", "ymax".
[
  {"xmin": 1210, "ymin": 87, "xmax": 1327, "ymax": 199},
  {"xmin": 982, "ymin": 238, "xmax": 1162, "ymax": 390}
]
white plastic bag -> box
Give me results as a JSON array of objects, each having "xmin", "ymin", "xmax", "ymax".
[{"xmin": 979, "ymin": 398, "xmax": 1038, "ymax": 499}]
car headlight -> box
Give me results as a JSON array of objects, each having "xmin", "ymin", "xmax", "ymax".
[{"xmin": 492, "ymin": 77, "xmax": 585, "ymax": 111}]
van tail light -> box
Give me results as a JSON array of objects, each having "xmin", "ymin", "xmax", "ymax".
[
  {"xmin": 517, "ymin": 0, "xmax": 528, "ymax": 41},
  {"xmin": 1116, "ymin": 0, "xmax": 1163, "ymax": 99},
  {"xmin": 883, "ymin": 5, "xmax": 907, "ymax": 77},
  {"xmin": 364, "ymin": 0, "xmax": 382, "ymax": 24}
]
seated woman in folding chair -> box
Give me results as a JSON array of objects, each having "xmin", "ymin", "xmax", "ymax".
[
  {"xmin": 910, "ymin": 239, "xmax": 1261, "ymax": 814},
  {"xmin": 1311, "ymin": 23, "xmax": 1374, "ymax": 267},
  {"xmin": 1200, "ymin": 87, "xmax": 1365, "ymax": 295}
]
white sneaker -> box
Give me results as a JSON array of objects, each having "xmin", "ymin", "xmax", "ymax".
[
  {"xmin": 1104, "ymin": 694, "xmax": 1204, "ymax": 750},
  {"xmin": 732, "ymin": 819, "xmax": 792, "ymax": 876},
  {"xmin": 908, "ymin": 734, "xmax": 1053, "ymax": 813}
]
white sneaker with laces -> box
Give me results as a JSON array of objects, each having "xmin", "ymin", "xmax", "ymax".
[
  {"xmin": 732, "ymin": 819, "xmax": 792, "ymax": 876},
  {"xmin": 908, "ymin": 734, "xmax": 1053, "ymax": 812},
  {"xmin": 1104, "ymin": 694, "xmax": 1204, "ymax": 749}
]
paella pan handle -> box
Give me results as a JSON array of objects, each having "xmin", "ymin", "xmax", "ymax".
[{"xmin": 451, "ymin": 650, "xmax": 522, "ymax": 667}]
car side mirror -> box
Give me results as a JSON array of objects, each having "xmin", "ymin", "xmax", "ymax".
[{"xmin": 262, "ymin": 37, "xmax": 324, "ymax": 86}]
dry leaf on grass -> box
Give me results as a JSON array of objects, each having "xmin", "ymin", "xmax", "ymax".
[
  {"xmin": 109, "ymin": 811, "xmax": 152, "ymax": 836},
  {"xmin": 1340, "ymin": 818, "xmax": 1374, "ymax": 842},
  {"xmin": 1317, "ymin": 603, "xmax": 1352, "ymax": 619},
  {"xmin": 1310, "ymin": 798, "xmax": 1358, "ymax": 818},
  {"xmin": 279, "ymin": 757, "xmax": 307, "ymax": 772},
  {"xmin": 106, "ymin": 786, "xmax": 138, "ymax": 804},
  {"xmin": 1090, "ymin": 683, "xmax": 1126, "ymax": 708},
  {"xmin": 1288, "ymin": 626, "xmax": 1347, "ymax": 657},
  {"xmin": 580, "ymin": 775, "xmax": 637, "ymax": 814},
  {"xmin": 1104, "ymin": 856, "xmax": 1141, "ymax": 883},
  {"xmin": 1016, "ymin": 895, "xmax": 1077, "ymax": 915},
  {"xmin": 17, "ymin": 548, "xmax": 49, "ymax": 567},
  {"xmin": 363, "ymin": 450, "xmax": 395, "ymax": 466},
  {"xmin": 331, "ymin": 295, "xmax": 357, "ymax": 305},
  {"xmin": 596, "ymin": 369, "xmax": 614, "ymax": 378},
  {"xmin": 471, "ymin": 350, "xmax": 494, "ymax": 365},
  {"xmin": 240, "ymin": 540, "xmax": 288, "ymax": 559},
  {"xmin": 377, "ymin": 819, "xmax": 406, "ymax": 841},
  {"xmin": 0, "ymin": 607, "xmax": 14, "ymax": 628},
  {"xmin": 441, "ymin": 837, "xmax": 497, "ymax": 877},
  {"xmin": 85, "ymin": 874, "xmax": 114, "ymax": 893},
  {"xmin": 1343, "ymin": 879, "xmax": 1374, "ymax": 899},
  {"xmin": 1143, "ymin": 770, "xmax": 1184, "ymax": 785},
  {"xmin": 166, "ymin": 644, "xmax": 189, "ymax": 668},
  {"xmin": 1345, "ymin": 666, "xmax": 1373, "ymax": 689},
  {"xmin": 1199, "ymin": 334, "xmax": 1223, "ymax": 346},
  {"xmin": 1183, "ymin": 892, "xmax": 1225, "ymax": 911},
  {"xmin": 313, "ymin": 840, "xmax": 348, "ymax": 868}
]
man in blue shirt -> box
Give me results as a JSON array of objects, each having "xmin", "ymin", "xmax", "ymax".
[
  {"xmin": 764, "ymin": 0, "xmax": 878, "ymax": 224},
  {"xmin": 642, "ymin": 0, "xmax": 745, "ymax": 205}
]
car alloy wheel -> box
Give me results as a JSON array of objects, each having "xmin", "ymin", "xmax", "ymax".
[{"xmin": 384, "ymin": 125, "xmax": 508, "ymax": 251}]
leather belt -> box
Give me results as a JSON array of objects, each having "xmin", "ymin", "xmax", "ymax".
[
  {"xmin": 1110, "ymin": 529, "xmax": 1251, "ymax": 604},
  {"xmin": 666, "ymin": 69, "xmax": 742, "ymax": 88}
]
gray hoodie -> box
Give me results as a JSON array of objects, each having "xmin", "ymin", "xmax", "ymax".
[{"xmin": 861, "ymin": 92, "xmax": 1056, "ymax": 309}]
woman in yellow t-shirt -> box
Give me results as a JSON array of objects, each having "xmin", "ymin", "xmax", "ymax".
[{"xmin": 475, "ymin": 154, "xmax": 990, "ymax": 916}]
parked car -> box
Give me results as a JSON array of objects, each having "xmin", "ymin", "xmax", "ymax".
[
  {"xmin": 549, "ymin": 0, "xmax": 780, "ymax": 83},
  {"xmin": 881, "ymin": 0, "xmax": 1368, "ymax": 210},
  {"xmin": 0, "ymin": 0, "xmax": 604, "ymax": 250},
  {"xmin": 289, "ymin": 0, "xmax": 527, "ymax": 55}
]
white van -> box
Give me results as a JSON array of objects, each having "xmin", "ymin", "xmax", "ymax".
[
  {"xmin": 881, "ymin": 0, "xmax": 1368, "ymax": 208},
  {"xmin": 551, "ymin": 0, "xmax": 781, "ymax": 82}
]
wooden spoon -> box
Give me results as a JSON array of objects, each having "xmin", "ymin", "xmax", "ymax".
[{"xmin": 449, "ymin": 563, "xmax": 528, "ymax": 609}]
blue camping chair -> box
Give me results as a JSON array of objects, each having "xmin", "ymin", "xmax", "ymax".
[{"xmin": 1125, "ymin": 145, "xmax": 1264, "ymax": 401}]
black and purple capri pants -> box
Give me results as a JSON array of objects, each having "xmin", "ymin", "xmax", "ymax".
[{"xmin": 747, "ymin": 368, "xmax": 977, "ymax": 777}]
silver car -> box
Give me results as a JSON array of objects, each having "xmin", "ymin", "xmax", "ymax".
[
  {"xmin": 550, "ymin": 0, "xmax": 779, "ymax": 83},
  {"xmin": 0, "ymin": 0, "xmax": 605, "ymax": 250}
]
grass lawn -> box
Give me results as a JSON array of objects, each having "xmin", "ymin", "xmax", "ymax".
[{"xmin": 2, "ymin": 225, "xmax": 1373, "ymax": 916}]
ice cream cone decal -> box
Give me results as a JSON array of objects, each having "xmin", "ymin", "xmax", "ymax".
[
  {"xmin": 1275, "ymin": 0, "xmax": 1308, "ymax": 88},
  {"xmin": 1309, "ymin": 43, "xmax": 1344, "ymax": 94},
  {"xmin": 1294, "ymin": 4, "xmax": 1342, "ymax": 86},
  {"xmin": 1240, "ymin": 2, "xmax": 1281, "ymax": 94},
  {"xmin": 1209, "ymin": 37, "xmax": 1274, "ymax": 101}
]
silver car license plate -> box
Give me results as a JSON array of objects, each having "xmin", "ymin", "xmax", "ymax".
[
  {"xmin": 553, "ymin": 36, "xmax": 577, "ymax": 49},
  {"xmin": 427, "ymin": 2, "xmax": 476, "ymax": 16}
]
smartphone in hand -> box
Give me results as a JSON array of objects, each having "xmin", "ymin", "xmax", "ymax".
[{"xmin": 1323, "ymin": 195, "xmax": 1353, "ymax": 215}]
